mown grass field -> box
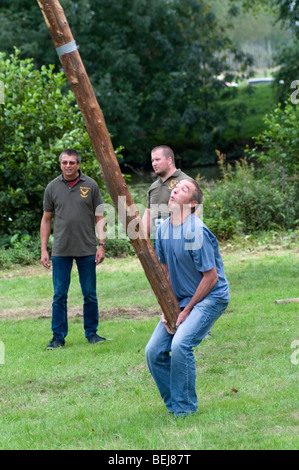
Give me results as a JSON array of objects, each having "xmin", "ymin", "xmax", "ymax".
[{"xmin": 0, "ymin": 238, "xmax": 298, "ymax": 450}]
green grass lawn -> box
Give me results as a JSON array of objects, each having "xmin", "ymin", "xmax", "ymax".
[{"xmin": 0, "ymin": 243, "xmax": 298, "ymax": 450}]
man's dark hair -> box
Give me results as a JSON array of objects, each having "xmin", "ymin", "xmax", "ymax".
[
  {"xmin": 190, "ymin": 179, "xmax": 203, "ymax": 205},
  {"xmin": 188, "ymin": 179, "xmax": 203, "ymax": 213}
]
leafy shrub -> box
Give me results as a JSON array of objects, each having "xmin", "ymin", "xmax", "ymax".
[
  {"xmin": 200, "ymin": 152, "xmax": 299, "ymax": 240},
  {"xmin": 248, "ymin": 102, "xmax": 299, "ymax": 176},
  {"xmin": 0, "ymin": 49, "xmax": 116, "ymax": 238},
  {"xmin": 0, "ymin": 231, "xmax": 135, "ymax": 268},
  {"xmin": 0, "ymin": 232, "xmax": 41, "ymax": 268}
]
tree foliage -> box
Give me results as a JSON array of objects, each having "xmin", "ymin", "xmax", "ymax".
[
  {"xmin": 0, "ymin": 50, "xmax": 106, "ymax": 239},
  {"xmin": 0, "ymin": 0, "xmax": 253, "ymax": 165},
  {"xmin": 248, "ymin": 102, "xmax": 299, "ymax": 176}
]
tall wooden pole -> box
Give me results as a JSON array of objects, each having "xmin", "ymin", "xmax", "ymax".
[{"xmin": 36, "ymin": 0, "xmax": 180, "ymax": 332}]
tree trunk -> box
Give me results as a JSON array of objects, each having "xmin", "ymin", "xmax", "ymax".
[{"xmin": 36, "ymin": 0, "xmax": 180, "ymax": 332}]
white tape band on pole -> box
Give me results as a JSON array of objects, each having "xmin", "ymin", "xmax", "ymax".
[{"xmin": 56, "ymin": 40, "xmax": 78, "ymax": 57}]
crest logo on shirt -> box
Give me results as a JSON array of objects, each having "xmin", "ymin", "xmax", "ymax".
[
  {"xmin": 168, "ymin": 179, "xmax": 178, "ymax": 190},
  {"xmin": 80, "ymin": 186, "xmax": 91, "ymax": 198}
]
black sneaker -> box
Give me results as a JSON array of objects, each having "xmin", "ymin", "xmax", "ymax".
[
  {"xmin": 47, "ymin": 337, "xmax": 65, "ymax": 350},
  {"xmin": 86, "ymin": 333, "xmax": 106, "ymax": 344}
]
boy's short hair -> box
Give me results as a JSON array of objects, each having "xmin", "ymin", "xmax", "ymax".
[{"xmin": 189, "ymin": 179, "xmax": 203, "ymax": 205}]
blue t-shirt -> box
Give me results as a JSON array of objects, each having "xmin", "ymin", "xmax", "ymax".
[{"xmin": 156, "ymin": 214, "xmax": 230, "ymax": 307}]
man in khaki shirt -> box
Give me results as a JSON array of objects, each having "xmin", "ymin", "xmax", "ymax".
[
  {"xmin": 142, "ymin": 145, "xmax": 191, "ymax": 240},
  {"xmin": 40, "ymin": 149, "xmax": 107, "ymax": 349}
]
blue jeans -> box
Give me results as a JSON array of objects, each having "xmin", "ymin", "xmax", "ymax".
[
  {"xmin": 145, "ymin": 297, "xmax": 229, "ymax": 416},
  {"xmin": 51, "ymin": 256, "xmax": 99, "ymax": 340}
]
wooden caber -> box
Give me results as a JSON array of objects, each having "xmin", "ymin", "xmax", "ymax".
[{"xmin": 36, "ymin": 0, "xmax": 181, "ymax": 333}]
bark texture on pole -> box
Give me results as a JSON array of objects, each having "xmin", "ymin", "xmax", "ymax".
[{"xmin": 36, "ymin": 0, "xmax": 180, "ymax": 332}]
